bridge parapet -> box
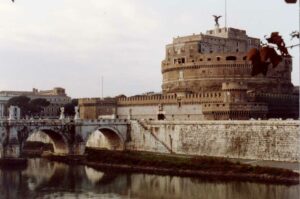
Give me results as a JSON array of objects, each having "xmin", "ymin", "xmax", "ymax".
[{"xmin": 79, "ymin": 119, "xmax": 130, "ymax": 125}]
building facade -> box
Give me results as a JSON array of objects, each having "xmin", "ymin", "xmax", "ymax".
[
  {"xmin": 0, "ymin": 87, "xmax": 71, "ymax": 118},
  {"xmin": 79, "ymin": 25, "xmax": 299, "ymax": 120}
]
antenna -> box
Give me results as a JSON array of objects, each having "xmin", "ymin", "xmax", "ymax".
[{"xmin": 225, "ymin": 0, "xmax": 227, "ymax": 28}]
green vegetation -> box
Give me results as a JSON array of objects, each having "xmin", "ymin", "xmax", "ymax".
[
  {"xmin": 44, "ymin": 148, "xmax": 299, "ymax": 184},
  {"xmin": 85, "ymin": 148, "xmax": 299, "ymax": 184},
  {"xmin": 23, "ymin": 141, "xmax": 54, "ymax": 152},
  {"xmin": 6, "ymin": 96, "xmax": 50, "ymax": 117},
  {"xmin": 22, "ymin": 141, "xmax": 54, "ymax": 157},
  {"xmin": 64, "ymin": 99, "xmax": 78, "ymax": 116}
]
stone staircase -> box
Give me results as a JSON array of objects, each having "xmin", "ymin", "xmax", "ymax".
[{"xmin": 135, "ymin": 119, "xmax": 173, "ymax": 154}]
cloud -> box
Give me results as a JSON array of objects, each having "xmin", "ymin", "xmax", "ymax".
[{"xmin": 0, "ymin": 0, "xmax": 298, "ymax": 98}]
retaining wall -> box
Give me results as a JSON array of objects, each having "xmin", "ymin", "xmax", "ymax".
[{"xmin": 128, "ymin": 120, "xmax": 300, "ymax": 162}]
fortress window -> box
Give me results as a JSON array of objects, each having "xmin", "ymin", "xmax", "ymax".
[
  {"xmin": 226, "ymin": 56, "xmax": 237, "ymax": 61},
  {"xmin": 178, "ymin": 102, "xmax": 181, "ymax": 107},
  {"xmin": 158, "ymin": 113, "xmax": 165, "ymax": 120},
  {"xmin": 200, "ymin": 59, "xmax": 203, "ymax": 61},
  {"xmin": 198, "ymin": 44, "xmax": 202, "ymax": 53},
  {"xmin": 243, "ymin": 56, "xmax": 247, "ymax": 60},
  {"xmin": 217, "ymin": 57, "xmax": 221, "ymax": 61},
  {"xmin": 174, "ymin": 58, "xmax": 185, "ymax": 64},
  {"xmin": 210, "ymin": 50, "xmax": 213, "ymax": 53},
  {"xmin": 207, "ymin": 58, "xmax": 211, "ymax": 61}
]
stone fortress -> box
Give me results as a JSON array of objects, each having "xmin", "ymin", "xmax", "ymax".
[{"xmin": 79, "ymin": 23, "xmax": 299, "ymax": 121}]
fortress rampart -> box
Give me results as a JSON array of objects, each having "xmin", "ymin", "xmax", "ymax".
[
  {"xmin": 117, "ymin": 91, "xmax": 225, "ymax": 106},
  {"xmin": 129, "ymin": 120, "xmax": 300, "ymax": 162}
]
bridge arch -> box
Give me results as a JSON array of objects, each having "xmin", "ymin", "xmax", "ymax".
[
  {"xmin": 25, "ymin": 129, "xmax": 69, "ymax": 155},
  {"xmin": 86, "ymin": 126, "xmax": 125, "ymax": 151}
]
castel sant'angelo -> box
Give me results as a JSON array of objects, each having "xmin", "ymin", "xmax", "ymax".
[{"xmin": 79, "ymin": 20, "xmax": 299, "ymax": 121}]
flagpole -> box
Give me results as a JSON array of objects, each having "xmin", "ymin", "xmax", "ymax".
[
  {"xmin": 101, "ymin": 76, "xmax": 104, "ymax": 99},
  {"xmin": 225, "ymin": 0, "xmax": 227, "ymax": 28}
]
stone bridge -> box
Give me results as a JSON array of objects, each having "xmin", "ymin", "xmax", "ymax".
[{"xmin": 0, "ymin": 118, "xmax": 130, "ymax": 159}]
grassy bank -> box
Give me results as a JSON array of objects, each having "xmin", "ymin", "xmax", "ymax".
[
  {"xmin": 84, "ymin": 148, "xmax": 299, "ymax": 185},
  {"xmin": 43, "ymin": 148, "xmax": 299, "ymax": 185},
  {"xmin": 22, "ymin": 141, "xmax": 54, "ymax": 158}
]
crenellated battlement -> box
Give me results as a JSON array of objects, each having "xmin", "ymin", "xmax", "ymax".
[{"xmin": 117, "ymin": 91, "xmax": 226, "ymax": 106}]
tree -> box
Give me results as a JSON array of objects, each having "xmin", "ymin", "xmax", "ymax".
[
  {"xmin": 6, "ymin": 96, "xmax": 31, "ymax": 117},
  {"xmin": 64, "ymin": 99, "xmax": 78, "ymax": 116},
  {"xmin": 6, "ymin": 96, "xmax": 50, "ymax": 117},
  {"xmin": 29, "ymin": 98, "xmax": 50, "ymax": 116}
]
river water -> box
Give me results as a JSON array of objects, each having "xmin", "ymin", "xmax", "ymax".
[{"xmin": 0, "ymin": 158, "xmax": 298, "ymax": 199}]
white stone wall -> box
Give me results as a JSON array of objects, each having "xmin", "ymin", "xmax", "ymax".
[
  {"xmin": 0, "ymin": 103, "xmax": 4, "ymax": 119},
  {"xmin": 128, "ymin": 120, "xmax": 300, "ymax": 162},
  {"xmin": 117, "ymin": 104, "xmax": 204, "ymax": 121}
]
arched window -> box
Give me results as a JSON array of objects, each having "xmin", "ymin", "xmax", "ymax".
[{"xmin": 226, "ymin": 56, "xmax": 237, "ymax": 61}]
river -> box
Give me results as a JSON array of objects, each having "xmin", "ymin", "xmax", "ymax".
[{"xmin": 0, "ymin": 158, "xmax": 298, "ymax": 199}]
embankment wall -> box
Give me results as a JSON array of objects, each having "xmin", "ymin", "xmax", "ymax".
[{"xmin": 128, "ymin": 120, "xmax": 300, "ymax": 162}]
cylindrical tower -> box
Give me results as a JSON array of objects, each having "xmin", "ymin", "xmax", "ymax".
[{"xmin": 161, "ymin": 27, "xmax": 294, "ymax": 95}]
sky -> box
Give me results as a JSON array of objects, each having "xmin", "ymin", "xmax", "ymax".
[{"xmin": 0, "ymin": 0, "xmax": 299, "ymax": 98}]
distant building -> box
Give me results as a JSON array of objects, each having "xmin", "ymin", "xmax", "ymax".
[
  {"xmin": 0, "ymin": 96, "xmax": 9, "ymax": 119},
  {"xmin": 0, "ymin": 87, "xmax": 71, "ymax": 118},
  {"xmin": 79, "ymin": 25, "xmax": 299, "ymax": 120}
]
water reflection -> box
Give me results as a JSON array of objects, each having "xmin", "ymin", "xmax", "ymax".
[{"xmin": 0, "ymin": 158, "xmax": 298, "ymax": 199}]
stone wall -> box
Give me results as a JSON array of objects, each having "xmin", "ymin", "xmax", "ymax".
[
  {"xmin": 117, "ymin": 104, "xmax": 204, "ymax": 121},
  {"xmin": 0, "ymin": 103, "xmax": 4, "ymax": 119},
  {"xmin": 128, "ymin": 120, "xmax": 300, "ymax": 162}
]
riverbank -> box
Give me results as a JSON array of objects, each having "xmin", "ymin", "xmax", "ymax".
[
  {"xmin": 22, "ymin": 141, "xmax": 54, "ymax": 158},
  {"xmin": 44, "ymin": 148, "xmax": 299, "ymax": 185},
  {"xmin": 0, "ymin": 158, "xmax": 28, "ymax": 170}
]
